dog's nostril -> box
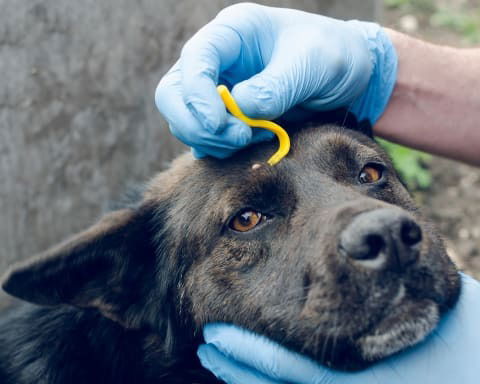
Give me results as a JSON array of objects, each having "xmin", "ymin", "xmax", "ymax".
[
  {"xmin": 363, "ymin": 234, "xmax": 385, "ymax": 259},
  {"xmin": 340, "ymin": 232, "xmax": 385, "ymax": 261},
  {"xmin": 400, "ymin": 220, "xmax": 422, "ymax": 247}
]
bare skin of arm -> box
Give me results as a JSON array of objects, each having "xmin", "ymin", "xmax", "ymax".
[{"xmin": 375, "ymin": 29, "xmax": 480, "ymax": 165}]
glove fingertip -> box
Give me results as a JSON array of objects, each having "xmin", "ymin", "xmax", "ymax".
[
  {"xmin": 203, "ymin": 322, "xmax": 229, "ymax": 344},
  {"xmin": 197, "ymin": 344, "xmax": 237, "ymax": 383},
  {"xmin": 185, "ymin": 94, "xmax": 226, "ymax": 134},
  {"xmin": 236, "ymin": 124, "xmax": 253, "ymax": 146},
  {"xmin": 191, "ymin": 147, "xmax": 207, "ymax": 159},
  {"xmin": 197, "ymin": 343, "xmax": 284, "ymax": 384},
  {"xmin": 232, "ymin": 78, "xmax": 282, "ymax": 120},
  {"xmin": 197, "ymin": 344, "xmax": 216, "ymax": 367},
  {"xmin": 154, "ymin": 77, "xmax": 171, "ymax": 115},
  {"xmin": 251, "ymin": 129, "xmax": 275, "ymax": 144}
]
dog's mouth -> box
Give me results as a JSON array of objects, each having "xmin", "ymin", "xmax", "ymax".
[
  {"xmin": 310, "ymin": 299, "xmax": 440, "ymax": 371},
  {"xmin": 355, "ymin": 293, "xmax": 439, "ymax": 362},
  {"xmin": 297, "ymin": 267, "xmax": 461, "ymax": 371},
  {"xmin": 354, "ymin": 265, "xmax": 462, "ymax": 364},
  {"xmin": 307, "ymin": 295, "xmax": 439, "ymax": 370}
]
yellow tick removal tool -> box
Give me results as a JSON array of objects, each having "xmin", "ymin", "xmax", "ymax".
[{"xmin": 216, "ymin": 85, "xmax": 290, "ymax": 166}]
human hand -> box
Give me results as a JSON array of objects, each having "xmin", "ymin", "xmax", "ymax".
[
  {"xmin": 197, "ymin": 273, "xmax": 480, "ymax": 384},
  {"xmin": 155, "ymin": 3, "xmax": 397, "ymax": 159}
]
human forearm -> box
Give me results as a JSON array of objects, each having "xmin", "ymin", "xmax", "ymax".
[
  {"xmin": 156, "ymin": 4, "xmax": 398, "ymax": 159},
  {"xmin": 376, "ymin": 29, "xmax": 480, "ymax": 165}
]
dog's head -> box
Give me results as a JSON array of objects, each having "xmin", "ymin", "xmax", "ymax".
[{"xmin": 2, "ymin": 125, "xmax": 460, "ymax": 370}]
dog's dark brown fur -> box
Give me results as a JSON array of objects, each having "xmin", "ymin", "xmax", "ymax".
[{"xmin": 0, "ymin": 123, "xmax": 460, "ymax": 383}]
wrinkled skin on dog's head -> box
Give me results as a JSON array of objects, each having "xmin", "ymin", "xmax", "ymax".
[{"xmin": 2, "ymin": 125, "xmax": 460, "ymax": 370}]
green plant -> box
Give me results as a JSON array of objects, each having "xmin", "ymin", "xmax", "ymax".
[
  {"xmin": 384, "ymin": 0, "xmax": 436, "ymax": 13},
  {"xmin": 430, "ymin": 7, "xmax": 480, "ymax": 44},
  {"xmin": 385, "ymin": 0, "xmax": 480, "ymax": 44},
  {"xmin": 384, "ymin": 0, "xmax": 410, "ymax": 9},
  {"xmin": 377, "ymin": 138, "xmax": 432, "ymax": 190}
]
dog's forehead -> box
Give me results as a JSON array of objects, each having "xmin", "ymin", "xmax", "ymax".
[
  {"xmin": 288, "ymin": 126, "xmax": 381, "ymax": 162},
  {"xmin": 145, "ymin": 127, "xmax": 382, "ymax": 201}
]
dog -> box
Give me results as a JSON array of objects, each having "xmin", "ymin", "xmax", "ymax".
[{"xmin": 0, "ymin": 120, "xmax": 460, "ymax": 383}]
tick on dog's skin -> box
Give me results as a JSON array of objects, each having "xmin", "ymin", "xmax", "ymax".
[{"xmin": 0, "ymin": 124, "xmax": 460, "ymax": 383}]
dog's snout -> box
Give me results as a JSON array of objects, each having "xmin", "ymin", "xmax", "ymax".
[{"xmin": 339, "ymin": 208, "xmax": 422, "ymax": 270}]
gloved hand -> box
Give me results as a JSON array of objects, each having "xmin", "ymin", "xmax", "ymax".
[
  {"xmin": 155, "ymin": 3, "xmax": 397, "ymax": 159},
  {"xmin": 198, "ymin": 273, "xmax": 480, "ymax": 384}
]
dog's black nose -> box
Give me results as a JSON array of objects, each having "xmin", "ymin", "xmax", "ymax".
[{"xmin": 339, "ymin": 208, "xmax": 422, "ymax": 270}]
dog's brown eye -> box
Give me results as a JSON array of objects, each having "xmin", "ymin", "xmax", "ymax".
[
  {"xmin": 359, "ymin": 164, "xmax": 383, "ymax": 184},
  {"xmin": 230, "ymin": 210, "xmax": 263, "ymax": 232}
]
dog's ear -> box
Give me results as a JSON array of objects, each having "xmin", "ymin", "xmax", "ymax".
[{"xmin": 1, "ymin": 204, "xmax": 164, "ymax": 328}]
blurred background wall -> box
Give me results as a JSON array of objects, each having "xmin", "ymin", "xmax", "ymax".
[{"xmin": 0, "ymin": 0, "xmax": 380, "ymax": 274}]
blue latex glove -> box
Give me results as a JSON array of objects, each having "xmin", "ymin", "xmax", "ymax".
[
  {"xmin": 155, "ymin": 3, "xmax": 397, "ymax": 159},
  {"xmin": 198, "ymin": 273, "xmax": 480, "ymax": 384}
]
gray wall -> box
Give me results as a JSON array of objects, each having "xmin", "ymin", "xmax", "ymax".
[{"xmin": 0, "ymin": 0, "xmax": 379, "ymax": 276}]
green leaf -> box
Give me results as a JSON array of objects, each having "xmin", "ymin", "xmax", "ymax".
[
  {"xmin": 384, "ymin": 0, "xmax": 410, "ymax": 9},
  {"xmin": 430, "ymin": 7, "xmax": 480, "ymax": 44},
  {"xmin": 376, "ymin": 138, "xmax": 432, "ymax": 190}
]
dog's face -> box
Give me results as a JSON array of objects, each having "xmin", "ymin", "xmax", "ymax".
[{"xmin": 2, "ymin": 126, "xmax": 460, "ymax": 370}]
